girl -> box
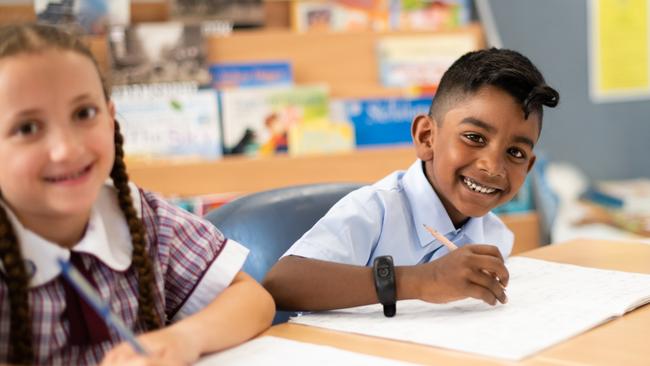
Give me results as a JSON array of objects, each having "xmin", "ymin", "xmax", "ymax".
[{"xmin": 0, "ymin": 24, "xmax": 274, "ymax": 365}]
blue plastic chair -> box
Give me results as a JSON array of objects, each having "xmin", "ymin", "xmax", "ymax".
[{"xmin": 204, "ymin": 183, "xmax": 363, "ymax": 323}]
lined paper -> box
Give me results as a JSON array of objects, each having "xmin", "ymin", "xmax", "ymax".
[{"xmin": 290, "ymin": 257, "xmax": 650, "ymax": 360}]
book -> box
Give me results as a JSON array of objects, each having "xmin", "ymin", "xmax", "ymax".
[
  {"xmin": 290, "ymin": 257, "xmax": 650, "ymax": 360},
  {"xmin": 219, "ymin": 85, "xmax": 330, "ymax": 155},
  {"xmin": 288, "ymin": 120, "xmax": 355, "ymax": 156},
  {"xmin": 397, "ymin": 0, "xmax": 470, "ymax": 30},
  {"xmin": 171, "ymin": 0, "xmax": 264, "ymax": 27},
  {"xmin": 111, "ymin": 83, "xmax": 222, "ymax": 159},
  {"xmin": 108, "ymin": 21, "xmax": 227, "ymax": 86},
  {"xmin": 35, "ymin": 0, "xmax": 130, "ymax": 34},
  {"xmin": 292, "ymin": 0, "xmax": 390, "ymax": 32},
  {"xmin": 377, "ymin": 33, "xmax": 477, "ymax": 88},
  {"xmin": 330, "ymin": 97, "xmax": 430, "ymax": 146},
  {"xmin": 209, "ymin": 61, "xmax": 293, "ymax": 90}
]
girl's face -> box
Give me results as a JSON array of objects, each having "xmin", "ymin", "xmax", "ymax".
[{"xmin": 0, "ymin": 50, "xmax": 115, "ymax": 233}]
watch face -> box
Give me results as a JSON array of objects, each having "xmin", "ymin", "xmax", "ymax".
[{"xmin": 377, "ymin": 263, "xmax": 392, "ymax": 279}]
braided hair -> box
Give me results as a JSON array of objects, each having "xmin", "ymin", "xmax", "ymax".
[{"xmin": 0, "ymin": 24, "xmax": 160, "ymax": 364}]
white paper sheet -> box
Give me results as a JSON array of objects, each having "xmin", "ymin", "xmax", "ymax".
[
  {"xmin": 290, "ymin": 257, "xmax": 650, "ymax": 360},
  {"xmin": 195, "ymin": 336, "xmax": 417, "ymax": 365}
]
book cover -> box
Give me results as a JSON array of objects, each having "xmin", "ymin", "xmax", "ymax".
[
  {"xmin": 331, "ymin": 96, "xmax": 431, "ymax": 146},
  {"xmin": 111, "ymin": 83, "xmax": 222, "ymax": 159},
  {"xmin": 209, "ymin": 61, "xmax": 293, "ymax": 90},
  {"xmin": 171, "ymin": 0, "xmax": 264, "ymax": 27},
  {"xmin": 398, "ymin": 0, "xmax": 470, "ymax": 30},
  {"xmin": 219, "ymin": 85, "xmax": 330, "ymax": 155},
  {"xmin": 377, "ymin": 33, "xmax": 477, "ymax": 88},
  {"xmin": 288, "ymin": 120, "xmax": 355, "ymax": 156},
  {"xmin": 108, "ymin": 21, "xmax": 219, "ymax": 86},
  {"xmin": 35, "ymin": 0, "xmax": 130, "ymax": 34},
  {"xmin": 292, "ymin": 0, "xmax": 389, "ymax": 32}
]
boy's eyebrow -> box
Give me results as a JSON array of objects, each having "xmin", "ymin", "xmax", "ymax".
[
  {"xmin": 461, "ymin": 117, "xmax": 535, "ymax": 149},
  {"xmin": 460, "ymin": 117, "xmax": 497, "ymax": 133}
]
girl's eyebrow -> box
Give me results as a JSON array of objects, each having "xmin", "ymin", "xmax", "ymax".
[{"xmin": 69, "ymin": 93, "xmax": 95, "ymax": 105}]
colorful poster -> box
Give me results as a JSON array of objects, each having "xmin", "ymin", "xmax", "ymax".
[{"xmin": 589, "ymin": 0, "xmax": 650, "ymax": 102}]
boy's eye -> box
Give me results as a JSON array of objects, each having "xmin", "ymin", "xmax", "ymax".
[
  {"xmin": 508, "ymin": 147, "xmax": 526, "ymax": 159},
  {"xmin": 463, "ymin": 133, "xmax": 485, "ymax": 144},
  {"xmin": 75, "ymin": 106, "xmax": 98, "ymax": 120}
]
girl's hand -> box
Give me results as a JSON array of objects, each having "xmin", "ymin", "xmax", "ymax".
[{"xmin": 100, "ymin": 326, "xmax": 201, "ymax": 366}]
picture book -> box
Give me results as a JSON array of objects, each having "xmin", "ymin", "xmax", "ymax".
[
  {"xmin": 288, "ymin": 120, "xmax": 355, "ymax": 156},
  {"xmin": 292, "ymin": 0, "xmax": 390, "ymax": 32},
  {"xmin": 209, "ymin": 61, "xmax": 293, "ymax": 89},
  {"xmin": 377, "ymin": 33, "xmax": 477, "ymax": 88},
  {"xmin": 397, "ymin": 0, "xmax": 470, "ymax": 30},
  {"xmin": 219, "ymin": 85, "xmax": 330, "ymax": 155},
  {"xmin": 171, "ymin": 0, "xmax": 264, "ymax": 27},
  {"xmin": 330, "ymin": 96, "xmax": 430, "ymax": 146},
  {"xmin": 108, "ymin": 21, "xmax": 227, "ymax": 86},
  {"xmin": 35, "ymin": 0, "xmax": 129, "ymax": 34},
  {"xmin": 111, "ymin": 83, "xmax": 222, "ymax": 159}
]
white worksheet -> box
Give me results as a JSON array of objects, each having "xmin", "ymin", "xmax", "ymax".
[{"xmin": 290, "ymin": 257, "xmax": 650, "ymax": 360}]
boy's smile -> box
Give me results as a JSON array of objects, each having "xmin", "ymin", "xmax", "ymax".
[{"xmin": 414, "ymin": 86, "xmax": 539, "ymax": 227}]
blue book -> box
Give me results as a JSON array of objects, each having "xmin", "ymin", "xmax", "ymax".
[
  {"xmin": 209, "ymin": 62, "xmax": 293, "ymax": 89},
  {"xmin": 332, "ymin": 97, "xmax": 431, "ymax": 146}
]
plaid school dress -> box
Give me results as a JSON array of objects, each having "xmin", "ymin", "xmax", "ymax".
[{"xmin": 0, "ymin": 183, "xmax": 248, "ymax": 364}]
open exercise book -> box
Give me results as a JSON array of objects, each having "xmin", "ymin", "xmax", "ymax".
[
  {"xmin": 196, "ymin": 336, "xmax": 416, "ymax": 365},
  {"xmin": 291, "ymin": 257, "xmax": 650, "ymax": 361}
]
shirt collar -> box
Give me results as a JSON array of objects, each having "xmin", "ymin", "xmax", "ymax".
[
  {"xmin": 403, "ymin": 160, "xmax": 486, "ymax": 248},
  {"xmin": 0, "ymin": 182, "xmax": 143, "ymax": 288}
]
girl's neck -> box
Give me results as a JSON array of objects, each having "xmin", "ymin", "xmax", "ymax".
[{"xmin": 15, "ymin": 211, "xmax": 90, "ymax": 249}]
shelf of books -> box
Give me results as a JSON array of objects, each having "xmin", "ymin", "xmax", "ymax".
[{"xmin": 1, "ymin": 1, "xmax": 540, "ymax": 252}]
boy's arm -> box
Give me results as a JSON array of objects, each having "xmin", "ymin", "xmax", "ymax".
[
  {"xmin": 264, "ymin": 245, "xmax": 509, "ymax": 312},
  {"xmin": 102, "ymin": 272, "xmax": 274, "ymax": 365}
]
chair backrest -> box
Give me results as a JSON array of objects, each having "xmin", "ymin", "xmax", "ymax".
[{"xmin": 204, "ymin": 183, "xmax": 364, "ymax": 283}]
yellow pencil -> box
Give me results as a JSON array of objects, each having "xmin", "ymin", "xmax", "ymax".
[{"xmin": 422, "ymin": 224, "xmax": 506, "ymax": 290}]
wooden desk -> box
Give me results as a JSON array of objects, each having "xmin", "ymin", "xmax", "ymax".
[{"xmin": 263, "ymin": 239, "xmax": 650, "ymax": 366}]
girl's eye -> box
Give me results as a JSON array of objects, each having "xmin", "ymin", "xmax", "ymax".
[
  {"xmin": 75, "ymin": 106, "xmax": 98, "ymax": 121},
  {"xmin": 463, "ymin": 133, "xmax": 485, "ymax": 144},
  {"xmin": 508, "ymin": 147, "xmax": 525, "ymax": 159},
  {"xmin": 14, "ymin": 121, "xmax": 40, "ymax": 136}
]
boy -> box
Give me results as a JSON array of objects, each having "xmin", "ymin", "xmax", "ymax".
[{"xmin": 263, "ymin": 48, "xmax": 559, "ymax": 315}]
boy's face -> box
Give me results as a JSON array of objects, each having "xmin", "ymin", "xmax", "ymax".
[{"xmin": 413, "ymin": 86, "xmax": 539, "ymax": 227}]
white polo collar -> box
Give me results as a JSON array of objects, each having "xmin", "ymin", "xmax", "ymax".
[
  {"xmin": 403, "ymin": 160, "xmax": 486, "ymax": 248},
  {"xmin": 0, "ymin": 182, "xmax": 143, "ymax": 288}
]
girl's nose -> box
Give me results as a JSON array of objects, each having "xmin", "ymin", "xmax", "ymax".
[{"xmin": 49, "ymin": 129, "xmax": 83, "ymax": 162}]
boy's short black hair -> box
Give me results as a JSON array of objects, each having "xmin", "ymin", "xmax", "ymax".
[{"xmin": 429, "ymin": 48, "xmax": 559, "ymax": 130}]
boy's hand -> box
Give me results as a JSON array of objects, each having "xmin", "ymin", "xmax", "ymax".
[
  {"xmin": 416, "ymin": 244, "xmax": 509, "ymax": 305},
  {"xmin": 100, "ymin": 326, "xmax": 200, "ymax": 366}
]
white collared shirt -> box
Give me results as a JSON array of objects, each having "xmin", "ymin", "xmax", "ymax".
[{"xmin": 284, "ymin": 160, "xmax": 513, "ymax": 266}]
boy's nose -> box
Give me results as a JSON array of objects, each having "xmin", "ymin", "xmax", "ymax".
[{"xmin": 477, "ymin": 151, "xmax": 506, "ymax": 178}]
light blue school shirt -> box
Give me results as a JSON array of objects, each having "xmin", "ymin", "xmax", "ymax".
[{"xmin": 284, "ymin": 160, "xmax": 513, "ymax": 266}]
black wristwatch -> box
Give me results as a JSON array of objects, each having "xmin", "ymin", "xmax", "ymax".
[{"xmin": 373, "ymin": 255, "xmax": 396, "ymax": 317}]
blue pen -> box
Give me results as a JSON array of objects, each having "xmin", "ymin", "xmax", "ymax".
[{"xmin": 57, "ymin": 257, "xmax": 148, "ymax": 355}]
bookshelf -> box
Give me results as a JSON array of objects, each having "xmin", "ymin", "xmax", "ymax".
[{"xmin": 127, "ymin": 146, "xmax": 541, "ymax": 254}]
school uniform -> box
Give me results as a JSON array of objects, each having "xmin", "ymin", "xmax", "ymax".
[
  {"xmin": 0, "ymin": 183, "xmax": 248, "ymax": 365},
  {"xmin": 284, "ymin": 160, "xmax": 513, "ymax": 266}
]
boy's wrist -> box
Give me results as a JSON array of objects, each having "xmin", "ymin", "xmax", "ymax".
[{"xmin": 395, "ymin": 265, "xmax": 420, "ymax": 301}]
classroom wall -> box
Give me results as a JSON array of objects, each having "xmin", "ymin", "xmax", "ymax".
[{"xmin": 490, "ymin": 0, "xmax": 650, "ymax": 180}]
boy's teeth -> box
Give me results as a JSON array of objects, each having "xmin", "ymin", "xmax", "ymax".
[{"xmin": 463, "ymin": 177, "xmax": 496, "ymax": 194}]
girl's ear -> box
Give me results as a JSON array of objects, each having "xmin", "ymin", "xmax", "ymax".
[
  {"xmin": 107, "ymin": 99, "xmax": 116, "ymax": 130},
  {"xmin": 411, "ymin": 114, "xmax": 436, "ymax": 161}
]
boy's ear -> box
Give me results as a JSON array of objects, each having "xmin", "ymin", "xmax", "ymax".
[
  {"xmin": 412, "ymin": 114, "xmax": 436, "ymax": 161},
  {"xmin": 526, "ymin": 153, "xmax": 537, "ymax": 173}
]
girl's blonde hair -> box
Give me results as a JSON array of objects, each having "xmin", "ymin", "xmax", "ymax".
[{"xmin": 0, "ymin": 23, "xmax": 161, "ymax": 364}]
